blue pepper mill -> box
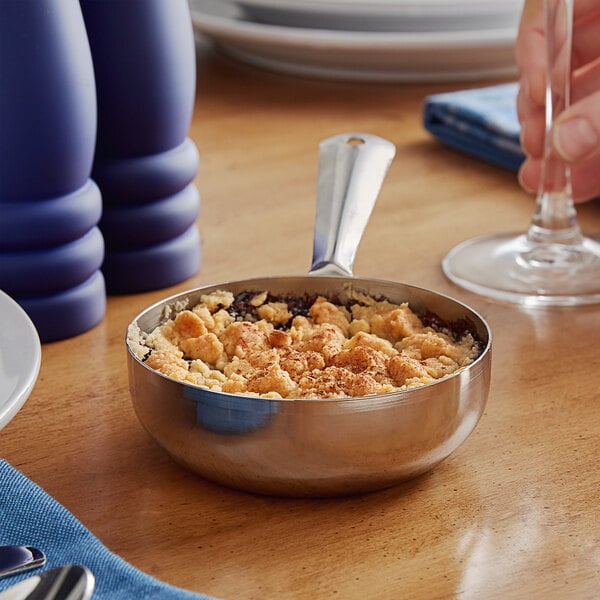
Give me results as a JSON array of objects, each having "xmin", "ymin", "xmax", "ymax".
[
  {"xmin": 0, "ymin": 0, "xmax": 106, "ymax": 343},
  {"xmin": 80, "ymin": 0, "xmax": 201, "ymax": 294}
]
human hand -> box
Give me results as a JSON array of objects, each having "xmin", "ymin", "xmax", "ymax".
[{"xmin": 516, "ymin": 0, "xmax": 600, "ymax": 202}]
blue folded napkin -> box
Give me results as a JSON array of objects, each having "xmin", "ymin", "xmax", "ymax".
[
  {"xmin": 0, "ymin": 460, "xmax": 218, "ymax": 600},
  {"xmin": 423, "ymin": 82, "xmax": 525, "ymax": 171}
]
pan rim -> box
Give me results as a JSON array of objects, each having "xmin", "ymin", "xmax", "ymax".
[{"xmin": 126, "ymin": 274, "xmax": 492, "ymax": 405}]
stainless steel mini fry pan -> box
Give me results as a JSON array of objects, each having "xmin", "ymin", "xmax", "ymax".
[{"xmin": 126, "ymin": 133, "xmax": 492, "ymax": 497}]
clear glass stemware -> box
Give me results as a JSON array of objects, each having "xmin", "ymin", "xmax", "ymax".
[{"xmin": 442, "ymin": 0, "xmax": 600, "ymax": 306}]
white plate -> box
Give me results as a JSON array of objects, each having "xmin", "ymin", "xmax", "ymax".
[
  {"xmin": 0, "ymin": 290, "xmax": 41, "ymax": 431},
  {"xmin": 237, "ymin": 0, "xmax": 524, "ymax": 33},
  {"xmin": 189, "ymin": 0, "xmax": 519, "ymax": 82}
]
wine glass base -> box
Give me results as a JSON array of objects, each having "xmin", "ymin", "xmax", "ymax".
[{"xmin": 442, "ymin": 232, "xmax": 600, "ymax": 307}]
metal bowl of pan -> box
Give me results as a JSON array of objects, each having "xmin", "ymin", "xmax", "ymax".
[{"xmin": 126, "ymin": 133, "xmax": 491, "ymax": 497}]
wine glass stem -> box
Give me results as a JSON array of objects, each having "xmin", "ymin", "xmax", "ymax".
[{"xmin": 526, "ymin": 0, "xmax": 582, "ymax": 247}]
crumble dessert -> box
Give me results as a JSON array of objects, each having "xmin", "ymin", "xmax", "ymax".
[{"xmin": 128, "ymin": 288, "xmax": 482, "ymax": 399}]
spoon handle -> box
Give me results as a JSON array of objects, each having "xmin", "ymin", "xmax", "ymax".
[
  {"xmin": 0, "ymin": 564, "xmax": 94, "ymax": 600},
  {"xmin": 310, "ymin": 132, "xmax": 396, "ymax": 277},
  {"xmin": 0, "ymin": 546, "xmax": 45, "ymax": 579}
]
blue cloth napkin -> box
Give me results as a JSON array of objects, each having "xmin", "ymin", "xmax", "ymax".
[
  {"xmin": 423, "ymin": 82, "xmax": 525, "ymax": 171},
  {"xmin": 0, "ymin": 460, "xmax": 218, "ymax": 599}
]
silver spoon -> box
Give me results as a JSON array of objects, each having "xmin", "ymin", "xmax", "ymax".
[
  {"xmin": 0, "ymin": 565, "xmax": 95, "ymax": 600},
  {"xmin": 0, "ymin": 547, "xmax": 46, "ymax": 579}
]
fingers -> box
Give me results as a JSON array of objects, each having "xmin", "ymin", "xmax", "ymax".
[
  {"xmin": 572, "ymin": 0, "xmax": 600, "ymax": 68},
  {"xmin": 571, "ymin": 47, "xmax": 600, "ymax": 101},
  {"xmin": 520, "ymin": 90, "xmax": 600, "ymax": 204},
  {"xmin": 516, "ymin": 0, "xmax": 600, "ymax": 203},
  {"xmin": 570, "ymin": 159, "xmax": 600, "ymax": 201},
  {"xmin": 518, "ymin": 157, "xmax": 542, "ymax": 196},
  {"xmin": 517, "ymin": 85, "xmax": 545, "ymax": 158},
  {"xmin": 516, "ymin": 0, "xmax": 600, "ymax": 110},
  {"xmin": 573, "ymin": 0, "xmax": 600, "ymax": 19},
  {"xmin": 518, "ymin": 156, "xmax": 600, "ymax": 203},
  {"xmin": 515, "ymin": 0, "xmax": 547, "ymax": 164},
  {"xmin": 515, "ymin": 0, "xmax": 546, "ymax": 159},
  {"xmin": 552, "ymin": 90, "xmax": 600, "ymax": 162},
  {"xmin": 516, "ymin": 0, "xmax": 546, "ymax": 106}
]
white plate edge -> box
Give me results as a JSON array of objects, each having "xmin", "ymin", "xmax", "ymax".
[{"xmin": 0, "ymin": 290, "xmax": 42, "ymax": 430}]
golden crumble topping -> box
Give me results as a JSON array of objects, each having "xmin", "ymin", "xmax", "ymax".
[{"xmin": 128, "ymin": 289, "xmax": 482, "ymax": 399}]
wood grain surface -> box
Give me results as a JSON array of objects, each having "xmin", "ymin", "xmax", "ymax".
[{"xmin": 2, "ymin": 45, "xmax": 599, "ymax": 600}]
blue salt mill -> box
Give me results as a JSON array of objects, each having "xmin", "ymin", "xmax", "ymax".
[
  {"xmin": 0, "ymin": 0, "xmax": 106, "ymax": 342},
  {"xmin": 80, "ymin": 0, "xmax": 201, "ymax": 294}
]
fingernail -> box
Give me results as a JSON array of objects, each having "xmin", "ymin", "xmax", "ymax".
[
  {"xmin": 523, "ymin": 71, "xmax": 545, "ymax": 106},
  {"xmin": 553, "ymin": 117, "xmax": 599, "ymax": 161},
  {"xmin": 518, "ymin": 166, "xmax": 535, "ymax": 194}
]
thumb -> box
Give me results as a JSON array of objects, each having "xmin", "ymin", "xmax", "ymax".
[{"xmin": 552, "ymin": 93, "xmax": 600, "ymax": 162}]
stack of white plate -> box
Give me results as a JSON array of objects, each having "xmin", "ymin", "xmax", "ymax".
[{"xmin": 188, "ymin": 0, "xmax": 524, "ymax": 82}]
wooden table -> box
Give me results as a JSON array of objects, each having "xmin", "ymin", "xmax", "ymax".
[{"xmin": 3, "ymin": 45, "xmax": 600, "ymax": 600}]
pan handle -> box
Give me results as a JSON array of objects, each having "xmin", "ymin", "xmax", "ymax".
[{"xmin": 309, "ymin": 132, "xmax": 396, "ymax": 277}]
